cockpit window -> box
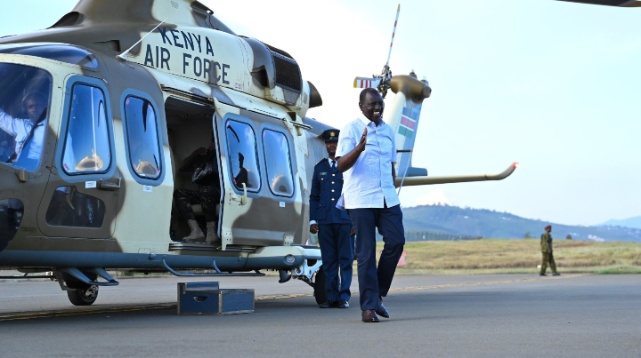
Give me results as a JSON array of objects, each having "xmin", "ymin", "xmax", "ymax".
[
  {"xmin": 0, "ymin": 43, "xmax": 98, "ymax": 69},
  {"xmin": 61, "ymin": 83, "xmax": 111, "ymax": 175},
  {"xmin": 0, "ymin": 63, "xmax": 52, "ymax": 172}
]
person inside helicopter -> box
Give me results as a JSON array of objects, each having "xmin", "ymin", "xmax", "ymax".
[
  {"xmin": 173, "ymin": 140, "xmax": 221, "ymax": 244},
  {"xmin": 0, "ymin": 91, "xmax": 48, "ymax": 171}
]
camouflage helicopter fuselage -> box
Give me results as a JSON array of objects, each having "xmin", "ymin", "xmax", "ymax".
[{"xmin": 0, "ymin": 0, "xmax": 329, "ymax": 286}]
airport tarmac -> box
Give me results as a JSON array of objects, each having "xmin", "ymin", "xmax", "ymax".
[{"xmin": 0, "ymin": 273, "xmax": 640, "ymax": 357}]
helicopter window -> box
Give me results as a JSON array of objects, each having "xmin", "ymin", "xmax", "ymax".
[
  {"xmin": 225, "ymin": 120, "xmax": 260, "ymax": 192},
  {"xmin": 61, "ymin": 83, "xmax": 111, "ymax": 175},
  {"xmin": 44, "ymin": 186, "xmax": 105, "ymax": 228},
  {"xmin": 262, "ymin": 129, "xmax": 294, "ymax": 197},
  {"xmin": 0, "ymin": 63, "xmax": 52, "ymax": 172},
  {"xmin": 124, "ymin": 96, "xmax": 161, "ymax": 179},
  {"xmin": 0, "ymin": 43, "xmax": 98, "ymax": 69}
]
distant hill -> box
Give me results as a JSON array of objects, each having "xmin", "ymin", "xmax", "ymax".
[
  {"xmin": 602, "ymin": 216, "xmax": 641, "ymax": 230},
  {"xmin": 401, "ymin": 204, "xmax": 641, "ymax": 242}
]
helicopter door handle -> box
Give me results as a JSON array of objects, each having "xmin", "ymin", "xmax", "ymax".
[
  {"xmin": 240, "ymin": 183, "xmax": 247, "ymax": 205},
  {"xmin": 231, "ymin": 183, "xmax": 247, "ymax": 205},
  {"xmin": 98, "ymin": 177, "xmax": 121, "ymax": 191}
]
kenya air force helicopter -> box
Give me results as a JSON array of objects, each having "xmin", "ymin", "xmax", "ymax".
[{"xmin": 0, "ymin": 0, "xmax": 615, "ymax": 307}]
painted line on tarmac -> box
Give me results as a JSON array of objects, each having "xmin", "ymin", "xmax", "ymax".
[
  {"xmin": 0, "ymin": 303, "xmax": 177, "ymax": 322},
  {"xmin": 390, "ymin": 273, "xmax": 585, "ymax": 294},
  {"xmin": 0, "ymin": 275, "xmax": 582, "ymax": 321},
  {"xmin": 0, "ymin": 294, "xmax": 311, "ymax": 322}
]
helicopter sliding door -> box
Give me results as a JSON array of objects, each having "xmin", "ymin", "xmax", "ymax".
[
  {"xmin": 216, "ymin": 109, "xmax": 304, "ymax": 249},
  {"xmin": 37, "ymin": 76, "xmax": 119, "ymax": 240}
]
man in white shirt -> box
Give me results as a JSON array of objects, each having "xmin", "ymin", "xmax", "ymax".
[
  {"xmin": 336, "ymin": 87, "xmax": 405, "ymax": 323},
  {"xmin": 0, "ymin": 92, "xmax": 47, "ymax": 171}
]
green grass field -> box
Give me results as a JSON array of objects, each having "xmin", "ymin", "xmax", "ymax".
[
  {"xmin": 393, "ymin": 239, "xmax": 641, "ymax": 274},
  {"xmin": 114, "ymin": 239, "xmax": 641, "ymax": 279}
]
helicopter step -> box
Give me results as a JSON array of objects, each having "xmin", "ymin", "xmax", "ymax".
[{"xmin": 168, "ymin": 242, "xmax": 224, "ymax": 252}]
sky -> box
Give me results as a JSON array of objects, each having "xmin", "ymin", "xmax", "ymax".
[{"xmin": 3, "ymin": 0, "xmax": 641, "ymax": 226}]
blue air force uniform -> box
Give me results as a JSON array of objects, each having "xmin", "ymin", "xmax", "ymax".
[{"xmin": 310, "ymin": 130, "xmax": 354, "ymax": 304}]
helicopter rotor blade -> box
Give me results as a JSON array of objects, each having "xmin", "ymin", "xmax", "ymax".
[
  {"xmin": 352, "ymin": 3, "xmax": 401, "ymax": 98},
  {"xmin": 385, "ymin": 3, "xmax": 401, "ymax": 68}
]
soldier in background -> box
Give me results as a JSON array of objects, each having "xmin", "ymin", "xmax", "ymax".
[{"xmin": 540, "ymin": 225, "xmax": 560, "ymax": 276}]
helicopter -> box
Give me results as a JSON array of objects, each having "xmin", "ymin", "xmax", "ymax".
[
  {"xmin": 559, "ymin": 0, "xmax": 640, "ymax": 6},
  {"xmin": 0, "ymin": 0, "xmax": 525, "ymax": 307}
]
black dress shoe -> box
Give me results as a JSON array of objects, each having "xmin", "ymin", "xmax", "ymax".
[
  {"xmin": 361, "ymin": 310, "xmax": 379, "ymax": 323},
  {"xmin": 375, "ymin": 298, "xmax": 390, "ymax": 318},
  {"xmin": 337, "ymin": 300, "xmax": 349, "ymax": 308},
  {"xmin": 319, "ymin": 301, "xmax": 338, "ymax": 308}
]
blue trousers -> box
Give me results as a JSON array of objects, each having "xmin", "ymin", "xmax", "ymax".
[
  {"xmin": 349, "ymin": 205, "xmax": 405, "ymax": 311},
  {"xmin": 318, "ymin": 223, "xmax": 354, "ymax": 301}
]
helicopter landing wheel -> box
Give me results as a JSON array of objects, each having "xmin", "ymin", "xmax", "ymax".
[
  {"xmin": 67, "ymin": 284, "xmax": 99, "ymax": 306},
  {"xmin": 313, "ymin": 266, "xmax": 327, "ymax": 305}
]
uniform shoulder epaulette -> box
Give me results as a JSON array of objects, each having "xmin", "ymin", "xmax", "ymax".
[{"xmin": 315, "ymin": 158, "xmax": 328, "ymax": 166}]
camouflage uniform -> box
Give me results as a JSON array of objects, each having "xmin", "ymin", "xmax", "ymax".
[
  {"xmin": 174, "ymin": 148, "xmax": 220, "ymax": 223},
  {"xmin": 540, "ymin": 229, "xmax": 558, "ymax": 275}
]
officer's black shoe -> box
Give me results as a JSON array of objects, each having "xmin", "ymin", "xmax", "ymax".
[
  {"xmin": 539, "ymin": 273, "xmax": 547, "ymax": 276},
  {"xmin": 552, "ymin": 272, "xmax": 561, "ymax": 276},
  {"xmin": 375, "ymin": 297, "xmax": 390, "ymax": 318},
  {"xmin": 319, "ymin": 301, "xmax": 339, "ymax": 308},
  {"xmin": 337, "ymin": 300, "xmax": 349, "ymax": 308}
]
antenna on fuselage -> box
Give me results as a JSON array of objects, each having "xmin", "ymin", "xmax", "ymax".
[{"xmin": 117, "ymin": 17, "xmax": 170, "ymax": 61}]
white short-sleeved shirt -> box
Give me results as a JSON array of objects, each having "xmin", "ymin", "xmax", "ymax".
[{"xmin": 336, "ymin": 115, "xmax": 399, "ymax": 209}]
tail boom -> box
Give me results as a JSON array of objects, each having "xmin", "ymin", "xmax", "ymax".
[{"xmin": 386, "ymin": 73, "xmax": 432, "ymax": 178}]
